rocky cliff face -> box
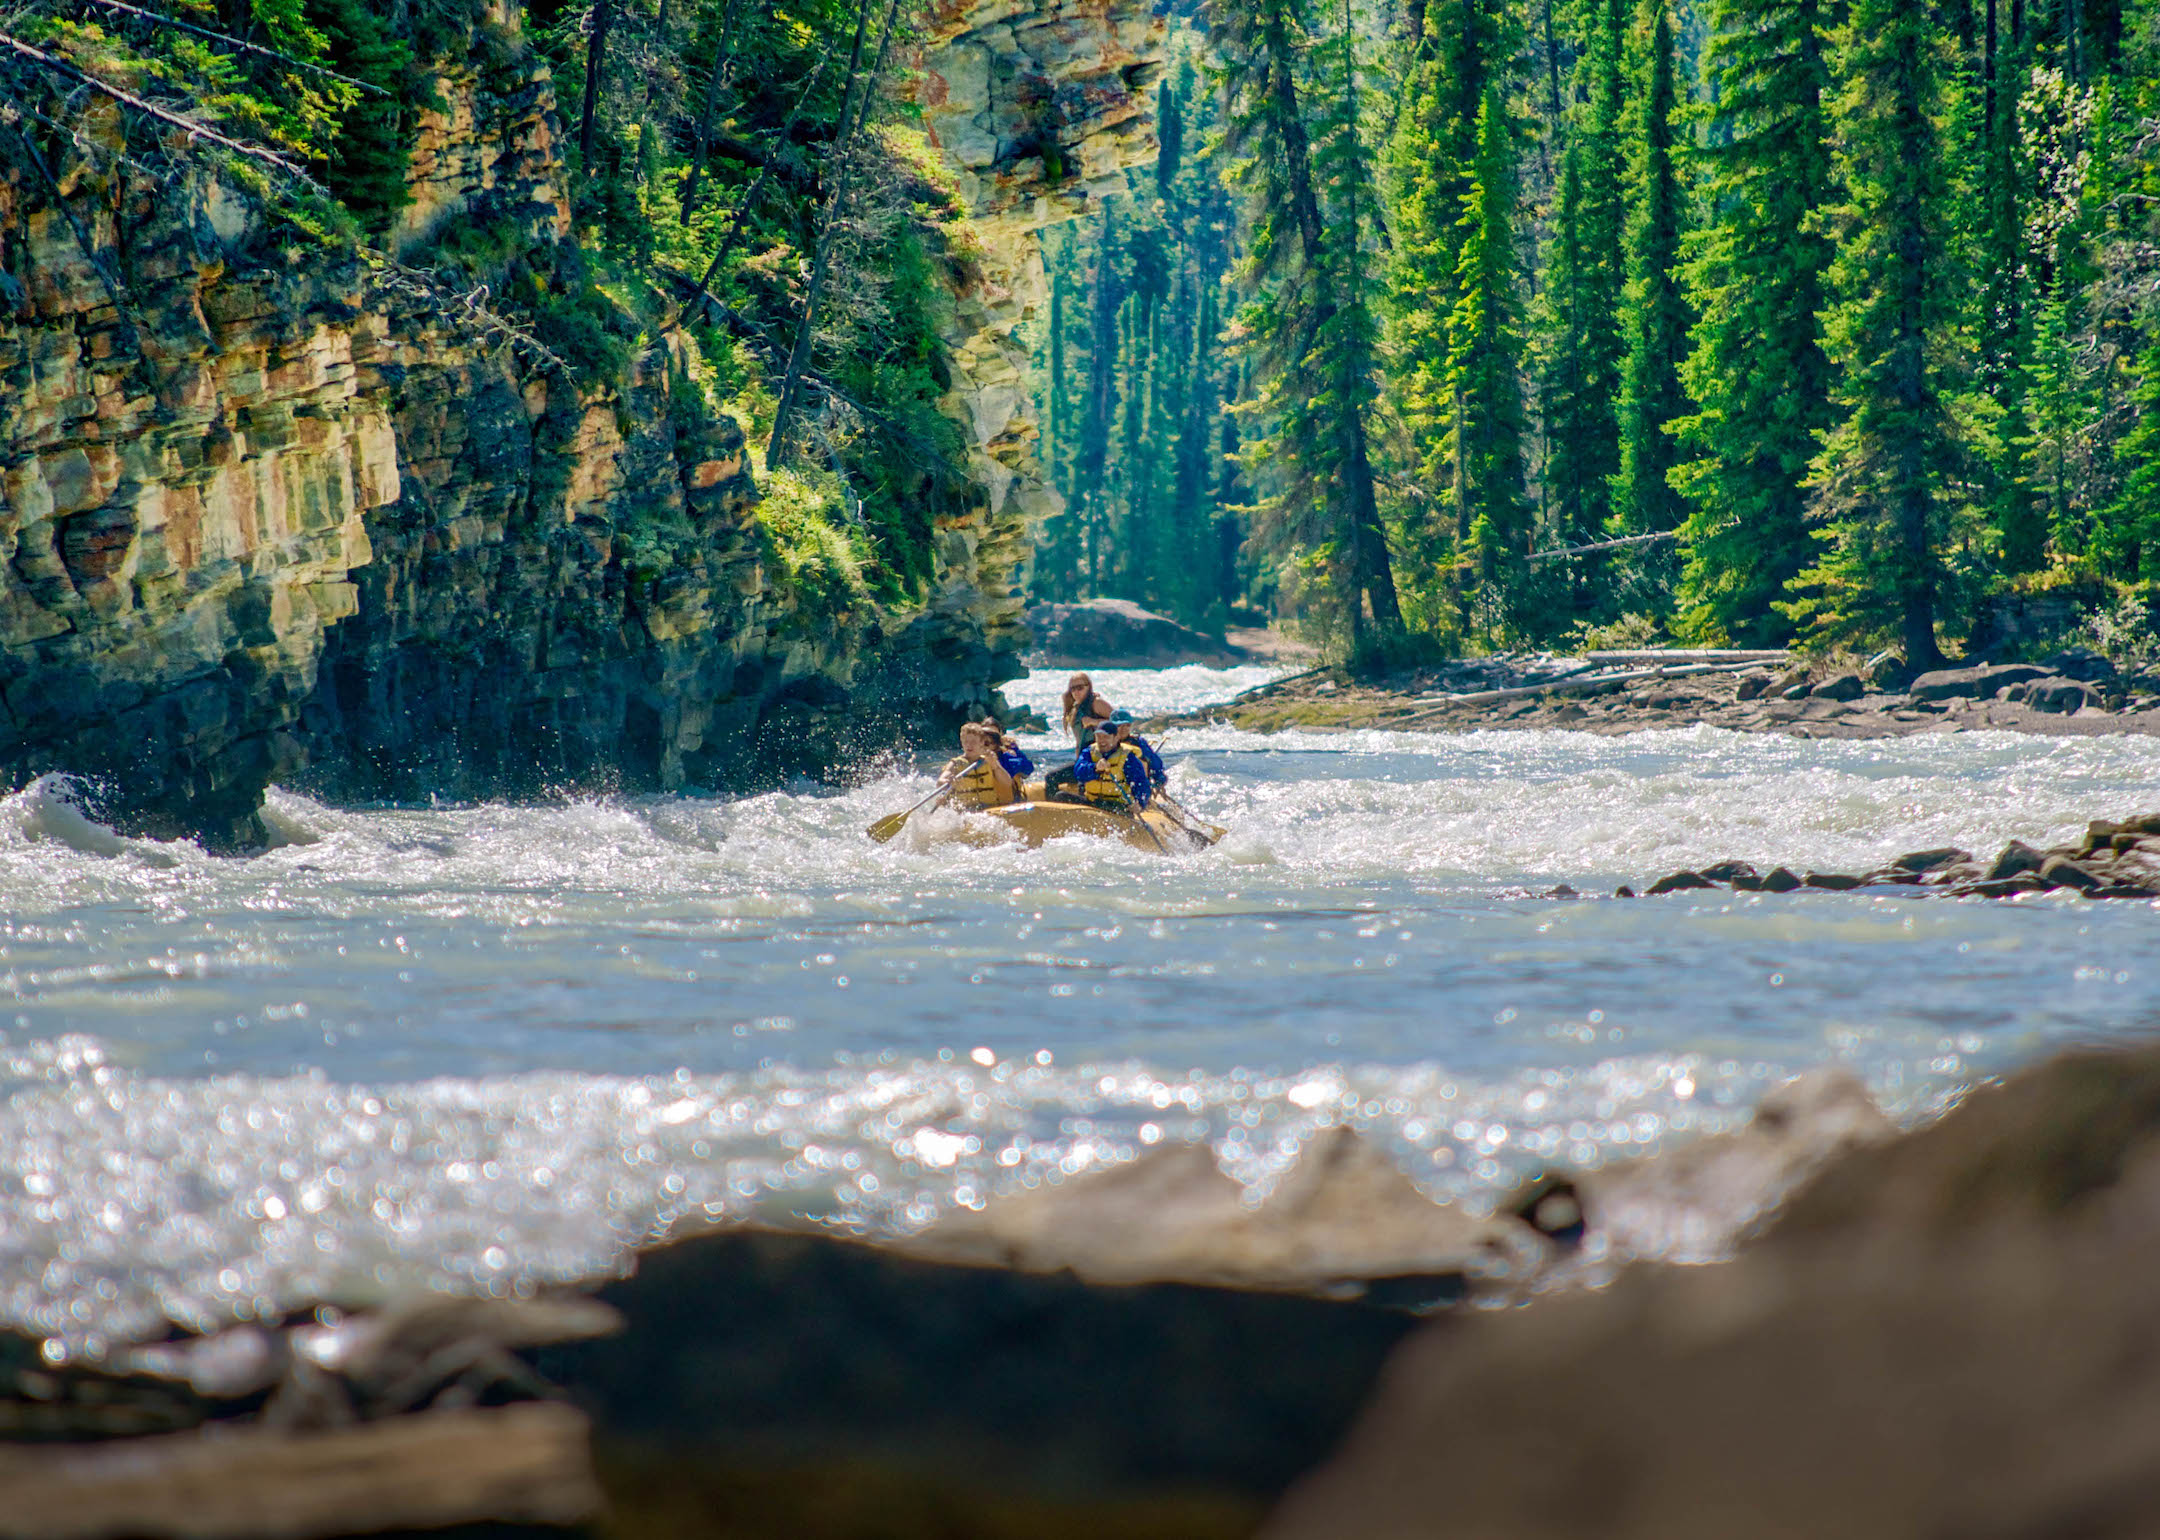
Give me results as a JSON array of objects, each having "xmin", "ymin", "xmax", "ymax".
[
  {"xmin": 911, "ymin": 0, "xmax": 1165, "ymax": 648},
  {"xmin": 0, "ymin": 0, "xmax": 1162, "ymax": 845}
]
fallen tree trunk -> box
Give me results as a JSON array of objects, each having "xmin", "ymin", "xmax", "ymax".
[{"xmin": 1411, "ymin": 659, "xmax": 1773, "ymax": 712}]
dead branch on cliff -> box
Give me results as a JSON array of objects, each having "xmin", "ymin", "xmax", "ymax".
[
  {"xmin": 365, "ymin": 259, "xmax": 575, "ymax": 382},
  {"xmin": 0, "ymin": 31, "xmax": 320, "ymax": 185}
]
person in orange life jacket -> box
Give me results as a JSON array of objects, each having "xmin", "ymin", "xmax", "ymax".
[
  {"xmin": 1074, "ymin": 720, "xmax": 1155, "ymax": 810},
  {"xmin": 939, "ymin": 722, "xmax": 1019, "ymax": 809},
  {"xmin": 1105, "ymin": 710, "xmax": 1166, "ymax": 787}
]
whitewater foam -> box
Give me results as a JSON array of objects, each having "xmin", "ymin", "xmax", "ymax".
[{"xmin": 3, "ymin": 669, "xmax": 2159, "ymax": 1350}]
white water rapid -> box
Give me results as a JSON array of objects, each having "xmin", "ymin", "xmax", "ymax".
[{"xmin": 2, "ymin": 664, "xmax": 2157, "ymax": 1354}]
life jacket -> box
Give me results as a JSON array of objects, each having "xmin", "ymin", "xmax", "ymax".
[
  {"xmin": 942, "ymin": 755, "xmax": 1012, "ymax": 809},
  {"xmin": 1079, "ymin": 742, "xmax": 1146, "ymax": 808}
]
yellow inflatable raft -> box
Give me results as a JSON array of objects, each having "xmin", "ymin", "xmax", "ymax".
[{"xmin": 924, "ymin": 799, "xmax": 1219, "ymax": 853}]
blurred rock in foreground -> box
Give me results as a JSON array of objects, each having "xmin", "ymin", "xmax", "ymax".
[
  {"xmin": 1263, "ymin": 1045, "xmax": 2160, "ymax": 1540},
  {"xmin": 16, "ymin": 1050, "xmax": 2160, "ymax": 1537}
]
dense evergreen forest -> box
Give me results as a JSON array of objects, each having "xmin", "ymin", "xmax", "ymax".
[{"xmin": 1035, "ymin": 0, "xmax": 2160, "ymax": 672}]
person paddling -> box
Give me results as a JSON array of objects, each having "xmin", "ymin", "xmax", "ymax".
[
  {"xmin": 1107, "ymin": 710, "xmax": 1166, "ymax": 789},
  {"xmin": 1074, "ymin": 720, "xmax": 1154, "ymax": 812},
  {"xmin": 939, "ymin": 722, "xmax": 1020, "ymax": 810}
]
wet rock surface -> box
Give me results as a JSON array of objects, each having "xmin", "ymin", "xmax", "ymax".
[
  {"xmin": 903, "ymin": 1125, "xmax": 1543, "ymax": 1300},
  {"xmin": 1614, "ymin": 813, "xmax": 2160, "ymax": 903},
  {"xmin": 1509, "ymin": 1068, "xmax": 1895, "ymax": 1266}
]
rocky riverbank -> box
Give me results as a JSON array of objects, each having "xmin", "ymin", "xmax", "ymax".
[
  {"xmin": 22, "ymin": 1032, "xmax": 2160, "ymax": 1537},
  {"xmin": 1170, "ymin": 648, "xmax": 2160, "ymax": 740},
  {"xmin": 1600, "ymin": 811, "xmax": 2160, "ymax": 903}
]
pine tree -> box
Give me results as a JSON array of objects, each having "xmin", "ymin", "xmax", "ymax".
[
  {"xmin": 1611, "ymin": 0, "xmax": 1693, "ymax": 550},
  {"xmin": 2095, "ymin": 39, "xmax": 2160, "ymax": 580},
  {"xmin": 1786, "ymin": 0, "xmax": 1969, "ymax": 667},
  {"xmin": 1537, "ymin": 0, "xmax": 1628, "ymax": 559},
  {"xmin": 1447, "ymin": 83, "xmax": 1534, "ymax": 642},
  {"xmin": 1668, "ymin": 0, "xmax": 1836, "ymax": 645},
  {"xmin": 1205, "ymin": 0, "xmax": 1402, "ymax": 648},
  {"xmin": 2023, "ymin": 264, "xmax": 2101, "ymax": 555},
  {"xmin": 1975, "ymin": 0, "xmax": 2044, "ymax": 573},
  {"xmin": 1385, "ymin": 0, "xmax": 1516, "ymax": 634}
]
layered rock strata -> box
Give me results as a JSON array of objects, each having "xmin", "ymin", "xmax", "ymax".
[
  {"xmin": 0, "ymin": 102, "xmax": 390, "ymax": 844},
  {"xmin": 911, "ymin": 0, "xmax": 1166, "ymax": 652},
  {"xmin": 0, "ymin": 0, "xmax": 1166, "ymax": 842}
]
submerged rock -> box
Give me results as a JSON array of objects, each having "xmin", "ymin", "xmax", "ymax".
[{"xmin": 1603, "ymin": 814, "xmax": 2160, "ymax": 903}]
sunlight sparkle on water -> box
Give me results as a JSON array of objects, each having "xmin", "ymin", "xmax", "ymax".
[{"xmin": 1, "ymin": 664, "xmax": 2158, "ymax": 1346}]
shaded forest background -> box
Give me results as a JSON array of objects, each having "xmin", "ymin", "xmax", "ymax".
[{"xmin": 1031, "ymin": 0, "xmax": 2160, "ymax": 673}]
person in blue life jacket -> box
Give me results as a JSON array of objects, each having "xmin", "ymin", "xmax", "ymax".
[
  {"xmin": 1073, "ymin": 719, "xmax": 1154, "ymax": 811},
  {"xmin": 978, "ymin": 719, "xmax": 1034, "ymax": 782},
  {"xmin": 1105, "ymin": 710, "xmax": 1166, "ymax": 789}
]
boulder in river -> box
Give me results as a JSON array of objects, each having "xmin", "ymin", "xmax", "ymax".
[
  {"xmin": 1908, "ymin": 661, "xmax": 2054, "ymax": 700},
  {"xmin": 2026, "ymin": 675, "xmax": 2101, "ymax": 713},
  {"xmin": 1025, "ymin": 598, "xmax": 1252, "ymax": 669}
]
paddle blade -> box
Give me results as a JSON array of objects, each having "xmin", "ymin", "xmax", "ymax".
[{"xmin": 866, "ymin": 809, "xmax": 910, "ymax": 844}]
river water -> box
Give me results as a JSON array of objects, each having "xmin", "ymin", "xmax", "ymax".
[{"xmin": 3, "ymin": 663, "xmax": 2158, "ymax": 1353}]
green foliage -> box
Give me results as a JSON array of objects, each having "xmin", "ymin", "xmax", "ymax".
[
  {"xmin": 306, "ymin": 0, "xmax": 429, "ymax": 230},
  {"xmin": 1783, "ymin": 0, "xmax": 1972, "ymax": 665},
  {"xmin": 1443, "ymin": 85, "xmax": 1532, "ymax": 645},
  {"xmin": 1538, "ymin": 0, "xmax": 1628, "ymax": 562},
  {"xmin": 1203, "ymin": 0, "xmax": 1401, "ymax": 648},
  {"xmin": 530, "ymin": 280, "xmax": 639, "ymax": 381},
  {"xmin": 1567, "ymin": 611, "xmax": 1665, "ymax": 650},
  {"xmin": 2085, "ymin": 589, "xmax": 2160, "ymax": 672},
  {"xmin": 1669, "ymin": 0, "xmax": 1836, "ymax": 645},
  {"xmin": 1610, "ymin": 0, "xmax": 1692, "ymax": 552},
  {"xmin": 754, "ymin": 466, "xmax": 875, "ymax": 617},
  {"xmin": 37, "ymin": 0, "xmax": 2160, "ymax": 665}
]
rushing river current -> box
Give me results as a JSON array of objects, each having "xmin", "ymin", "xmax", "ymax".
[{"xmin": 3, "ymin": 662, "xmax": 2159, "ymax": 1352}]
